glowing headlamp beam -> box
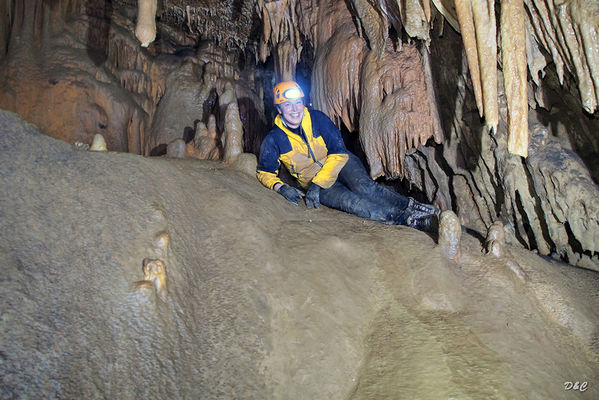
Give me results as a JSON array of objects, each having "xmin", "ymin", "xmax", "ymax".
[{"xmin": 283, "ymin": 88, "xmax": 303, "ymax": 100}]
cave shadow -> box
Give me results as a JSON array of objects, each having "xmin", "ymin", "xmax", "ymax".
[
  {"xmin": 428, "ymin": 20, "xmax": 485, "ymax": 174},
  {"xmin": 85, "ymin": 0, "xmax": 112, "ymax": 66},
  {"xmin": 532, "ymin": 68, "xmax": 599, "ymax": 184}
]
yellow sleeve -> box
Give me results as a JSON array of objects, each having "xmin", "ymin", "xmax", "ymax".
[
  {"xmin": 256, "ymin": 170, "xmax": 284, "ymax": 190},
  {"xmin": 311, "ymin": 153, "xmax": 349, "ymax": 189}
]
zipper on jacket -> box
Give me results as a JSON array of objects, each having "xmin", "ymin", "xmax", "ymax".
[{"xmin": 299, "ymin": 126, "xmax": 323, "ymax": 167}]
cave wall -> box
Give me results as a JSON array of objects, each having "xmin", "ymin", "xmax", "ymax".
[
  {"xmin": 427, "ymin": 23, "xmax": 599, "ymax": 269},
  {"xmin": 0, "ymin": 0, "xmax": 266, "ymax": 157}
]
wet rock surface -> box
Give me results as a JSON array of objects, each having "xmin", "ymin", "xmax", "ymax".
[{"xmin": 1, "ymin": 110, "xmax": 598, "ymax": 399}]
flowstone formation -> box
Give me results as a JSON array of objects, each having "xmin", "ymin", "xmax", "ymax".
[{"xmin": 2, "ymin": 109, "xmax": 599, "ymax": 399}]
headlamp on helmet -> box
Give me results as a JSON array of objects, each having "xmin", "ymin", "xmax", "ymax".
[{"xmin": 273, "ymin": 81, "xmax": 305, "ymax": 105}]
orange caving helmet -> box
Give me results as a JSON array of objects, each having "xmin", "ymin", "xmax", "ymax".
[{"xmin": 273, "ymin": 81, "xmax": 305, "ymax": 105}]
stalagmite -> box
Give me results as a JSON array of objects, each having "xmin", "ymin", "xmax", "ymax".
[
  {"xmin": 135, "ymin": 0, "xmax": 157, "ymax": 47},
  {"xmin": 166, "ymin": 139, "xmax": 186, "ymax": 158},
  {"xmin": 90, "ymin": 133, "xmax": 107, "ymax": 151},
  {"xmin": 485, "ymin": 221, "xmax": 506, "ymax": 257},
  {"xmin": 438, "ymin": 210, "xmax": 462, "ymax": 262},
  {"xmin": 204, "ymin": 114, "xmax": 221, "ymax": 160},
  {"xmin": 222, "ymin": 102, "xmax": 244, "ymax": 164},
  {"xmin": 501, "ymin": 0, "xmax": 528, "ymax": 157},
  {"xmin": 191, "ymin": 121, "xmax": 220, "ymax": 161},
  {"xmin": 139, "ymin": 258, "xmax": 167, "ymax": 302}
]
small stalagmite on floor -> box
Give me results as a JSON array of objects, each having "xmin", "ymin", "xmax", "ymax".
[
  {"xmin": 135, "ymin": 258, "xmax": 168, "ymax": 302},
  {"xmin": 438, "ymin": 210, "xmax": 462, "ymax": 262}
]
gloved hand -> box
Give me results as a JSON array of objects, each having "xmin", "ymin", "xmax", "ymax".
[
  {"xmin": 277, "ymin": 184, "xmax": 304, "ymax": 205},
  {"xmin": 305, "ymin": 183, "xmax": 321, "ymax": 209}
]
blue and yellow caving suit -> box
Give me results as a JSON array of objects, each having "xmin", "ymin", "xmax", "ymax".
[{"xmin": 257, "ymin": 108, "xmax": 416, "ymax": 225}]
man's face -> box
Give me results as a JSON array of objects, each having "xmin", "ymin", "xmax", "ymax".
[{"xmin": 277, "ymin": 98, "xmax": 304, "ymax": 129}]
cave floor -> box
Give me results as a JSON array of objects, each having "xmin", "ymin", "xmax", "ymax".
[{"xmin": 1, "ymin": 109, "xmax": 598, "ymax": 399}]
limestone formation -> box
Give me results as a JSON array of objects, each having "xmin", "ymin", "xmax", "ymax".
[
  {"xmin": 135, "ymin": 0, "xmax": 157, "ymax": 47},
  {"xmin": 166, "ymin": 139, "xmax": 186, "ymax": 158},
  {"xmin": 231, "ymin": 153, "xmax": 258, "ymax": 176},
  {"xmin": 89, "ymin": 134, "xmax": 108, "ymax": 152},
  {"xmin": 437, "ymin": 210, "xmax": 462, "ymax": 263},
  {"xmin": 2, "ymin": 107, "xmax": 599, "ymax": 400},
  {"xmin": 74, "ymin": 141, "xmax": 90, "ymax": 151},
  {"xmin": 140, "ymin": 258, "xmax": 168, "ymax": 302},
  {"xmin": 193, "ymin": 120, "xmax": 221, "ymax": 160},
  {"xmin": 485, "ymin": 221, "xmax": 506, "ymax": 258},
  {"xmin": 222, "ymin": 102, "xmax": 244, "ymax": 164},
  {"xmin": 500, "ymin": 0, "xmax": 528, "ymax": 157},
  {"xmin": 153, "ymin": 231, "xmax": 170, "ymax": 258}
]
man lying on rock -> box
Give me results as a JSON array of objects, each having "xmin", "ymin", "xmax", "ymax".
[{"xmin": 256, "ymin": 80, "xmax": 440, "ymax": 232}]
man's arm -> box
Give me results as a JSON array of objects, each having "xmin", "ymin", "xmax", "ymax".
[{"xmin": 256, "ymin": 134, "xmax": 285, "ymax": 190}]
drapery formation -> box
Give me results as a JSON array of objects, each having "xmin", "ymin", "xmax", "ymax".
[{"xmin": 257, "ymin": 0, "xmax": 443, "ymax": 179}]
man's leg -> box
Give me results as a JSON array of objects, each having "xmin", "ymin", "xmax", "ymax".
[
  {"xmin": 338, "ymin": 153, "xmax": 439, "ymax": 217},
  {"xmin": 319, "ymin": 181, "xmax": 411, "ymax": 225},
  {"xmin": 336, "ymin": 153, "xmax": 410, "ymax": 208}
]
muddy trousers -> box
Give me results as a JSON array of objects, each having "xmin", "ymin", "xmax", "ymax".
[{"xmin": 319, "ymin": 153, "xmax": 411, "ymax": 225}]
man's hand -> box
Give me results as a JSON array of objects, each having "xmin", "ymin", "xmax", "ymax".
[
  {"xmin": 305, "ymin": 183, "xmax": 321, "ymax": 209},
  {"xmin": 277, "ymin": 184, "xmax": 304, "ymax": 205}
]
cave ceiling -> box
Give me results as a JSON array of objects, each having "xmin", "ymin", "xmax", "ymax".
[{"xmin": 132, "ymin": 0, "xmax": 599, "ymax": 158}]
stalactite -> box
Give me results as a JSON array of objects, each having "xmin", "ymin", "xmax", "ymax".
[
  {"xmin": 431, "ymin": 0, "xmax": 460, "ymax": 32},
  {"xmin": 525, "ymin": 18, "xmax": 548, "ymax": 87},
  {"xmin": 501, "ymin": 0, "xmax": 528, "ymax": 157},
  {"xmin": 275, "ymin": 40, "xmax": 302, "ymax": 81},
  {"xmin": 556, "ymin": 1, "xmax": 598, "ymax": 113},
  {"xmin": 135, "ymin": 0, "xmax": 157, "ymax": 47},
  {"xmin": 472, "ymin": 0, "xmax": 498, "ymax": 132},
  {"xmin": 359, "ymin": 44, "xmax": 442, "ymax": 179},
  {"xmin": 521, "ymin": 0, "xmax": 599, "ymax": 114},
  {"xmin": 403, "ymin": 0, "xmax": 431, "ymax": 42},
  {"xmin": 257, "ymin": 0, "xmax": 305, "ymax": 80},
  {"xmin": 454, "ymin": 0, "xmax": 484, "ymax": 116},
  {"xmin": 349, "ymin": 0, "xmax": 388, "ymax": 55},
  {"xmin": 311, "ymin": 21, "xmax": 366, "ymax": 132}
]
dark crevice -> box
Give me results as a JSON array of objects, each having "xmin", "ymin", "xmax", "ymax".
[
  {"xmin": 521, "ymin": 157, "xmax": 557, "ymax": 254},
  {"xmin": 433, "ymin": 143, "xmax": 458, "ymax": 212},
  {"xmin": 514, "ymin": 190, "xmax": 538, "ymax": 251}
]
